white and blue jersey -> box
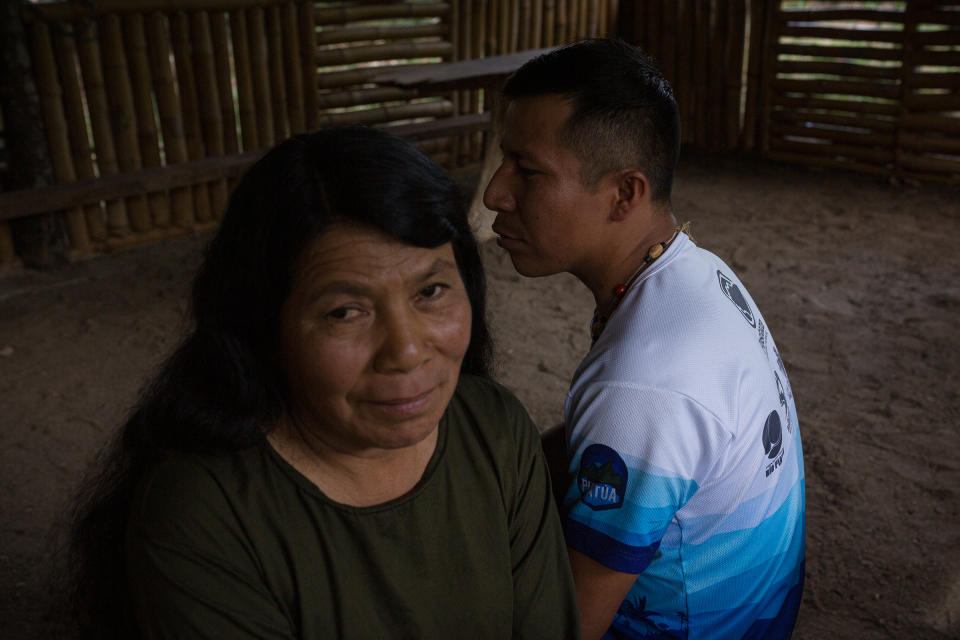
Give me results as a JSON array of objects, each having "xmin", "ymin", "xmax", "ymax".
[{"xmin": 563, "ymin": 233, "xmax": 805, "ymax": 639}]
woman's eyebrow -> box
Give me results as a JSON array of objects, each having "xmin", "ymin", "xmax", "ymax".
[{"xmin": 418, "ymin": 258, "xmax": 459, "ymax": 282}]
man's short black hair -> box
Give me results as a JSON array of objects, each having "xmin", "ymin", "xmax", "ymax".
[{"xmin": 502, "ymin": 38, "xmax": 680, "ymax": 203}]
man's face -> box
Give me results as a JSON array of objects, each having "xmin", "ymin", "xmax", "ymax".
[{"xmin": 482, "ymin": 95, "xmax": 615, "ymax": 279}]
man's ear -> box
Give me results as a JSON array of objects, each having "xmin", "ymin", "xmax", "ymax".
[{"xmin": 610, "ymin": 170, "xmax": 649, "ymax": 222}]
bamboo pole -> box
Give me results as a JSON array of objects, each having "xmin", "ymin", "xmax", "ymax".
[
  {"xmin": 315, "ymin": 41, "xmax": 454, "ymax": 67},
  {"xmin": 123, "ymin": 13, "xmax": 170, "ymax": 228},
  {"xmin": 501, "ymin": 0, "xmax": 513, "ymax": 51},
  {"xmin": 742, "ymin": 0, "xmax": 765, "ymax": 150},
  {"xmin": 101, "ymin": 13, "xmax": 151, "ymax": 232},
  {"xmin": 777, "ymin": 8, "xmax": 904, "ymax": 23},
  {"xmin": 770, "ymin": 122, "xmax": 894, "ymax": 146},
  {"xmin": 772, "ymin": 78, "xmax": 901, "ymax": 100},
  {"xmin": 0, "ymin": 220, "xmax": 17, "ymax": 267},
  {"xmin": 531, "ymin": 0, "xmax": 543, "ymax": 46},
  {"xmin": 776, "ymin": 43, "xmax": 902, "ymax": 61},
  {"xmin": 210, "ymin": 11, "xmax": 239, "ymax": 154},
  {"xmin": 554, "ymin": 0, "xmax": 565, "ymax": 45},
  {"xmin": 191, "ymin": 11, "xmax": 229, "ymax": 219},
  {"xmin": 509, "ymin": 0, "xmax": 520, "ymax": 52},
  {"xmin": 709, "ymin": 0, "xmax": 727, "ymax": 151},
  {"xmin": 27, "ymin": 21, "xmax": 91, "ymax": 253},
  {"xmin": 316, "ymin": 87, "xmax": 418, "ymax": 110},
  {"xmin": 0, "ymin": 151, "xmax": 262, "ymax": 221},
  {"xmin": 897, "ymin": 153, "xmax": 960, "ymax": 176},
  {"xmin": 646, "ymin": 0, "xmax": 661, "ymax": 63},
  {"xmin": 585, "ymin": 0, "xmax": 596, "ymax": 39},
  {"xmin": 449, "ymin": 0, "xmax": 462, "ymax": 165},
  {"xmin": 902, "ymin": 114, "xmax": 960, "ymax": 136},
  {"xmin": 542, "ymin": 0, "xmax": 554, "ymax": 47},
  {"xmin": 22, "ymin": 0, "xmax": 299, "ymax": 23},
  {"xmin": 632, "ymin": 0, "xmax": 644, "ymax": 49},
  {"xmin": 766, "ymin": 150, "xmax": 892, "ymax": 177},
  {"xmin": 76, "ymin": 18, "xmax": 130, "ymax": 236},
  {"xmin": 692, "ymin": 1, "xmax": 708, "ymax": 148},
  {"xmin": 316, "ymin": 23, "xmax": 448, "ymax": 45},
  {"xmin": 298, "ymin": 1, "xmax": 319, "ymax": 130},
  {"xmin": 314, "ymin": 2, "xmax": 452, "ymax": 25},
  {"xmin": 170, "ymin": 11, "xmax": 213, "ymax": 223},
  {"xmin": 567, "ymin": 0, "xmax": 579, "ymax": 43},
  {"xmin": 597, "ymin": 0, "xmax": 607, "ymax": 37},
  {"xmin": 519, "ymin": 0, "xmax": 531, "ymax": 49},
  {"xmin": 266, "ymin": 5, "xmax": 290, "ymax": 141},
  {"xmin": 677, "ymin": 0, "xmax": 695, "ymax": 144},
  {"xmin": 247, "ymin": 7, "xmax": 275, "ymax": 146},
  {"xmin": 773, "ymin": 94, "xmax": 899, "ymax": 116},
  {"xmin": 281, "ymin": 3, "xmax": 305, "ymax": 134},
  {"xmin": 780, "ymin": 25, "xmax": 904, "ymax": 44},
  {"xmin": 769, "ymin": 138, "xmax": 894, "ymax": 166},
  {"xmin": 314, "ymin": 100, "xmax": 454, "ymax": 128},
  {"xmin": 487, "ymin": 0, "xmax": 500, "ymax": 54},
  {"xmin": 758, "ymin": 0, "xmax": 781, "ymax": 153},
  {"xmin": 659, "ymin": 0, "xmax": 676, "ymax": 96},
  {"xmin": 771, "ymin": 108, "xmax": 896, "ymax": 132},
  {"xmin": 230, "ymin": 9, "xmax": 259, "ymax": 150},
  {"xmin": 606, "ymin": 0, "xmax": 618, "ymax": 36},
  {"xmin": 472, "ymin": 0, "xmax": 487, "ymax": 162},
  {"xmin": 460, "ymin": 0, "xmax": 473, "ymax": 166},
  {"xmin": 145, "ymin": 11, "xmax": 194, "ymax": 227},
  {"xmin": 52, "ymin": 26, "xmax": 106, "ymax": 240},
  {"xmin": 776, "ymin": 60, "xmax": 901, "ymax": 80}
]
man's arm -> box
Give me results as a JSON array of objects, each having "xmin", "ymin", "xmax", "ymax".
[{"xmin": 568, "ymin": 548, "xmax": 640, "ymax": 640}]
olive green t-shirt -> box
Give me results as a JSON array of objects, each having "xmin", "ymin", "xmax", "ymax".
[{"xmin": 126, "ymin": 375, "xmax": 579, "ymax": 639}]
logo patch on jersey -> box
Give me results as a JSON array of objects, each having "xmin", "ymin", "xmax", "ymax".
[
  {"xmin": 775, "ymin": 371, "xmax": 792, "ymax": 434},
  {"xmin": 763, "ymin": 410, "xmax": 785, "ymax": 476},
  {"xmin": 578, "ymin": 444, "xmax": 628, "ymax": 511},
  {"xmin": 718, "ymin": 270, "xmax": 756, "ymax": 328},
  {"xmin": 757, "ymin": 319, "xmax": 767, "ymax": 353}
]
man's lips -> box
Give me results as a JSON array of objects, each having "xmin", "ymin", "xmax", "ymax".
[{"xmin": 492, "ymin": 227, "xmax": 524, "ymax": 250}]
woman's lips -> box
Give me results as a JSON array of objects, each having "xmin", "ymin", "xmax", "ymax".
[{"xmin": 367, "ymin": 387, "xmax": 436, "ymax": 419}]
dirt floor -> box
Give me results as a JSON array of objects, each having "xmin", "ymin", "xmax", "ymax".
[{"xmin": 1, "ymin": 152, "xmax": 958, "ymax": 639}]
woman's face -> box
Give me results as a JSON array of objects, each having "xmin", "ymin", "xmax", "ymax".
[{"xmin": 278, "ymin": 223, "xmax": 472, "ymax": 456}]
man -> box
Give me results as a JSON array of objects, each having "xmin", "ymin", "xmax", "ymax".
[{"xmin": 483, "ymin": 39, "xmax": 805, "ymax": 639}]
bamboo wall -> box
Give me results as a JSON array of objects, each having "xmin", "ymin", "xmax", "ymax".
[
  {"xmin": 747, "ymin": 0, "xmax": 960, "ymax": 184},
  {"xmin": 3, "ymin": 1, "xmax": 957, "ymax": 269},
  {"xmin": 1, "ymin": 0, "xmax": 618, "ymax": 266},
  {"xmin": 628, "ymin": 0, "xmax": 749, "ymax": 151}
]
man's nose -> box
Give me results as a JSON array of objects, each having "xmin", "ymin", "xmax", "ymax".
[{"xmin": 482, "ymin": 163, "xmax": 514, "ymax": 213}]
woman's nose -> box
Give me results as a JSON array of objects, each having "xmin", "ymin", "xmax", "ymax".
[{"xmin": 374, "ymin": 310, "xmax": 428, "ymax": 374}]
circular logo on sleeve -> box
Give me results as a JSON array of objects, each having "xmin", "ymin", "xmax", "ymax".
[
  {"xmin": 762, "ymin": 410, "xmax": 783, "ymax": 460},
  {"xmin": 578, "ymin": 444, "xmax": 628, "ymax": 511}
]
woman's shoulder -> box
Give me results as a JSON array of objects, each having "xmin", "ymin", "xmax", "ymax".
[
  {"xmin": 452, "ymin": 374, "xmax": 530, "ymax": 421},
  {"xmin": 129, "ymin": 446, "xmax": 264, "ymax": 538}
]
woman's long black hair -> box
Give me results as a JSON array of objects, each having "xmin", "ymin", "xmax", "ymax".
[{"xmin": 59, "ymin": 126, "xmax": 492, "ymax": 638}]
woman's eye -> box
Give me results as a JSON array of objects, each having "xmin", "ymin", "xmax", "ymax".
[
  {"xmin": 419, "ymin": 283, "xmax": 448, "ymax": 299},
  {"xmin": 327, "ymin": 307, "xmax": 362, "ymax": 321}
]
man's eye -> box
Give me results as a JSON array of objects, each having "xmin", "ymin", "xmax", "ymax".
[{"xmin": 517, "ymin": 165, "xmax": 538, "ymax": 177}]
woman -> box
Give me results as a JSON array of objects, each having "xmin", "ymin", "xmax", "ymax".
[{"xmin": 64, "ymin": 126, "xmax": 579, "ymax": 638}]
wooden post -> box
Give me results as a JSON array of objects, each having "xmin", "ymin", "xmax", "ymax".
[
  {"xmin": 170, "ymin": 11, "xmax": 213, "ymax": 223},
  {"xmin": 567, "ymin": 0, "xmax": 579, "ymax": 43},
  {"xmin": 531, "ymin": 0, "xmax": 543, "ymax": 47},
  {"xmin": 230, "ymin": 8, "xmax": 259, "ymax": 150},
  {"xmin": 660, "ymin": 0, "xmax": 676, "ymax": 92},
  {"xmin": 519, "ymin": 0, "xmax": 531, "ymax": 50},
  {"xmin": 247, "ymin": 7, "xmax": 275, "ymax": 147},
  {"xmin": 281, "ymin": 2, "xmax": 305, "ymax": 134},
  {"xmin": 742, "ymin": 0, "xmax": 765, "ymax": 150},
  {"xmin": 123, "ymin": 13, "xmax": 170, "ymax": 228},
  {"xmin": 606, "ymin": 0, "xmax": 618, "ymax": 37},
  {"xmin": 191, "ymin": 10, "xmax": 229, "ymax": 218},
  {"xmin": 472, "ymin": 0, "xmax": 487, "ymax": 161},
  {"xmin": 675, "ymin": 0, "xmax": 693, "ymax": 144},
  {"xmin": 76, "ymin": 18, "xmax": 130, "ymax": 236},
  {"xmin": 298, "ymin": 2, "xmax": 319, "ymax": 131},
  {"xmin": 26, "ymin": 20, "xmax": 91, "ymax": 253},
  {"xmin": 210, "ymin": 11, "xmax": 240, "ymax": 155},
  {"xmin": 509, "ymin": 0, "xmax": 520, "ymax": 52},
  {"xmin": 101, "ymin": 13, "xmax": 151, "ymax": 232},
  {"xmin": 266, "ymin": 5, "xmax": 290, "ymax": 141},
  {"xmin": 146, "ymin": 11, "xmax": 194, "ymax": 227},
  {"xmin": 52, "ymin": 26, "xmax": 106, "ymax": 240}
]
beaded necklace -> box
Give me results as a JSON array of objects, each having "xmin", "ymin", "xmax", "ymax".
[{"xmin": 590, "ymin": 221, "xmax": 691, "ymax": 344}]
